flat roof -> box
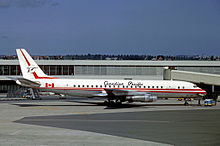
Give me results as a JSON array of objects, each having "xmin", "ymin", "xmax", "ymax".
[
  {"xmin": 1, "ymin": 60, "xmax": 220, "ymax": 67},
  {"xmin": 171, "ymin": 70, "xmax": 220, "ymax": 86}
]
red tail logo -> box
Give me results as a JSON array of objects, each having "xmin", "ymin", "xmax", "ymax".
[{"xmin": 45, "ymin": 83, "xmax": 54, "ymax": 88}]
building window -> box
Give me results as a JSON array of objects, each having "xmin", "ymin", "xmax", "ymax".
[
  {"xmin": 3, "ymin": 66, "xmax": 9, "ymax": 75},
  {"xmin": 10, "ymin": 65, "xmax": 17, "ymax": 75},
  {"xmin": 69, "ymin": 66, "xmax": 74, "ymax": 75},
  {"xmin": 57, "ymin": 65, "xmax": 62, "ymax": 75}
]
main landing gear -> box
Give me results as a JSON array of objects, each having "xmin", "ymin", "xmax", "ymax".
[
  {"xmin": 104, "ymin": 99, "xmax": 122, "ymax": 106},
  {"xmin": 183, "ymin": 98, "xmax": 201, "ymax": 106},
  {"xmin": 184, "ymin": 100, "xmax": 189, "ymax": 106}
]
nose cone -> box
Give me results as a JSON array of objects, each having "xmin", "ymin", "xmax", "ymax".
[{"xmin": 199, "ymin": 88, "xmax": 207, "ymax": 96}]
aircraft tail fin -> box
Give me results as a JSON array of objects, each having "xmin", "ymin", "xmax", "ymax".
[{"xmin": 16, "ymin": 48, "xmax": 56, "ymax": 80}]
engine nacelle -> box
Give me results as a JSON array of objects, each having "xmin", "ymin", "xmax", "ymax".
[{"xmin": 126, "ymin": 94, "xmax": 157, "ymax": 102}]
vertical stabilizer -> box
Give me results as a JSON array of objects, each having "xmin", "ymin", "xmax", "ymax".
[{"xmin": 16, "ymin": 48, "xmax": 56, "ymax": 80}]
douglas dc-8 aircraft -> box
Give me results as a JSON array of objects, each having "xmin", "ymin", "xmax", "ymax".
[{"xmin": 15, "ymin": 49, "xmax": 206, "ymax": 104}]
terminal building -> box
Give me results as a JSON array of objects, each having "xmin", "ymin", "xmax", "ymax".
[{"xmin": 1, "ymin": 59, "xmax": 220, "ymax": 98}]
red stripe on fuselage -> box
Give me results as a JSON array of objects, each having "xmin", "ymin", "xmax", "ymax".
[{"xmin": 39, "ymin": 87, "xmax": 207, "ymax": 94}]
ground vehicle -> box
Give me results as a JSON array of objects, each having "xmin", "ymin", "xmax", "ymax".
[{"xmin": 204, "ymin": 99, "xmax": 216, "ymax": 106}]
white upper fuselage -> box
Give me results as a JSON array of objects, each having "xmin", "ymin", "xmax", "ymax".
[{"xmin": 36, "ymin": 78, "xmax": 206, "ymax": 98}]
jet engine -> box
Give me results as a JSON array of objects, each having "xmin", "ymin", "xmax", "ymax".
[{"xmin": 126, "ymin": 94, "xmax": 157, "ymax": 102}]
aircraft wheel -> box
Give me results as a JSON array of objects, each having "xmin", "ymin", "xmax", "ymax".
[
  {"xmin": 115, "ymin": 99, "xmax": 122, "ymax": 105},
  {"xmin": 184, "ymin": 101, "xmax": 189, "ymax": 106}
]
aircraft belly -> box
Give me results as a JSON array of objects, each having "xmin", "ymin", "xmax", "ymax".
[
  {"xmin": 151, "ymin": 92, "xmax": 200, "ymax": 98},
  {"xmin": 41, "ymin": 89, "xmax": 101, "ymax": 97}
]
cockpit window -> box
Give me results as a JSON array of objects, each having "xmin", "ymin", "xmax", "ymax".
[{"xmin": 193, "ymin": 85, "xmax": 197, "ymax": 88}]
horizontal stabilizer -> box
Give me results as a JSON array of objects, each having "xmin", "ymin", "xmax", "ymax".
[{"xmin": 9, "ymin": 77, "xmax": 41, "ymax": 87}]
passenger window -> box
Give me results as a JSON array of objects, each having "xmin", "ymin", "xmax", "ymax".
[
  {"xmin": 78, "ymin": 85, "xmax": 80, "ymax": 87},
  {"xmin": 96, "ymin": 85, "xmax": 98, "ymax": 88},
  {"xmin": 183, "ymin": 86, "xmax": 185, "ymax": 89},
  {"xmin": 87, "ymin": 85, "xmax": 89, "ymax": 88},
  {"xmin": 100, "ymin": 85, "xmax": 102, "ymax": 88},
  {"xmin": 178, "ymin": 86, "xmax": 180, "ymax": 89},
  {"xmin": 73, "ymin": 85, "xmax": 76, "ymax": 87},
  {"xmin": 91, "ymin": 85, "xmax": 93, "ymax": 87},
  {"xmin": 148, "ymin": 86, "xmax": 150, "ymax": 88},
  {"xmin": 161, "ymin": 86, "xmax": 163, "ymax": 88},
  {"xmin": 156, "ymin": 86, "xmax": 159, "ymax": 88},
  {"xmin": 82, "ymin": 85, "xmax": 85, "ymax": 87},
  {"xmin": 152, "ymin": 86, "xmax": 154, "ymax": 88}
]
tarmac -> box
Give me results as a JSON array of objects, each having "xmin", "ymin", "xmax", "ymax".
[{"xmin": 0, "ymin": 96, "xmax": 220, "ymax": 146}]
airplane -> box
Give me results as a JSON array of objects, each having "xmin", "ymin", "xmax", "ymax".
[{"xmin": 14, "ymin": 48, "xmax": 207, "ymax": 105}]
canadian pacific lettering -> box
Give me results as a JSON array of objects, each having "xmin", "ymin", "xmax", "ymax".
[
  {"xmin": 104, "ymin": 81, "xmax": 124, "ymax": 86},
  {"xmin": 128, "ymin": 81, "xmax": 143, "ymax": 86},
  {"xmin": 104, "ymin": 81, "xmax": 143, "ymax": 86}
]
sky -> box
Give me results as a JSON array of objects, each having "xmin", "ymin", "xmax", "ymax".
[{"xmin": 0, "ymin": 0, "xmax": 220, "ymax": 55}]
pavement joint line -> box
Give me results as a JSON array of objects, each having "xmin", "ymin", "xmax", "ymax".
[
  {"xmin": 72, "ymin": 112, "xmax": 91, "ymax": 115},
  {"xmin": 29, "ymin": 106, "xmax": 62, "ymax": 111},
  {"xmin": 0, "ymin": 98, "xmax": 27, "ymax": 101}
]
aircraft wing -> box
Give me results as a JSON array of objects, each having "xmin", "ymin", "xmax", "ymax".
[
  {"xmin": 104, "ymin": 88, "xmax": 146, "ymax": 96},
  {"xmin": 103, "ymin": 88, "xmax": 157, "ymax": 102},
  {"xmin": 9, "ymin": 77, "xmax": 41, "ymax": 87}
]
